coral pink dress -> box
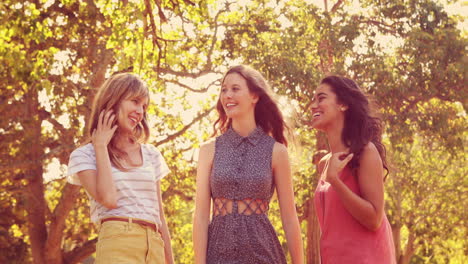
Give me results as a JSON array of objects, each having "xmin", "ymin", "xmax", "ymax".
[{"xmin": 314, "ymin": 166, "xmax": 396, "ymax": 264}]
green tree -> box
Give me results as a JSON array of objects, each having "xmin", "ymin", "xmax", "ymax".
[
  {"xmin": 0, "ymin": 0, "xmax": 220, "ymax": 263},
  {"xmin": 218, "ymin": 0, "xmax": 466, "ymax": 263},
  {"xmin": 0, "ymin": 0, "xmax": 466, "ymax": 263}
]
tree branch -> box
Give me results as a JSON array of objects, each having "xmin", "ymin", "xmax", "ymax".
[
  {"xmin": 49, "ymin": 184, "xmax": 81, "ymax": 239},
  {"xmin": 45, "ymin": 183, "xmax": 81, "ymax": 263},
  {"xmin": 63, "ymin": 238, "xmax": 98, "ymax": 264},
  {"xmin": 155, "ymin": 106, "xmax": 215, "ymax": 146},
  {"xmin": 359, "ymin": 19, "xmax": 401, "ymax": 35},
  {"xmin": 144, "ymin": 0, "xmax": 163, "ymax": 70},
  {"xmin": 162, "ymin": 187, "xmax": 193, "ymax": 201},
  {"xmin": 157, "ymin": 67, "xmax": 215, "ymax": 78},
  {"xmin": 206, "ymin": 5, "xmax": 230, "ymax": 67},
  {"xmin": 0, "ymin": 144, "xmax": 75, "ymax": 172},
  {"xmin": 330, "ymin": 0, "xmax": 345, "ymax": 13},
  {"xmin": 165, "ymin": 78, "xmax": 220, "ymax": 93}
]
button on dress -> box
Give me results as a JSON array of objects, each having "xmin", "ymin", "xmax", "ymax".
[{"xmin": 207, "ymin": 127, "xmax": 287, "ymax": 264}]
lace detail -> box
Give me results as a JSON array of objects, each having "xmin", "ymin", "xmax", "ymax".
[{"xmin": 213, "ymin": 197, "xmax": 269, "ymax": 216}]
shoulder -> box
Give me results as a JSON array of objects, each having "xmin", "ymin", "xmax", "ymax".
[
  {"xmin": 70, "ymin": 143, "xmax": 95, "ymax": 158},
  {"xmin": 143, "ymin": 143, "xmax": 161, "ymax": 154},
  {"xmin": 198, "ymin": 138, "xmax": 216, "ymax": 159},
  {"xmin": 142, "ymin": 143, "xmax": 166, "ymax": 164},
  {"xmin": 359, "ymin": 142, "xmax": 382, "ymax": 164},
  {"xmin": 272, "ymin": 142, "xmax": 289, "ymax": 167},
  {"xmin": 272, "ymin": 142, "xmax": 288, "ymax": 156},
  {"xmin": 67, "ymin": 143, "xmax": 96, "ymax": 181},
  {"xmin": 357, "ymin": 142, "xmax": 383, "ymax": 176},
  {"xmin": 197, "ymin": 139, "xmax": 216, "ymax": 171}
]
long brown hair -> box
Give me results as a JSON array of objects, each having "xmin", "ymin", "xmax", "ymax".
[
  {"xmin": 213, "ymin": 65, "xmax": 288, "ymax": 145},
  {"xmin": 321, "ymin": 76, "xmax": 389, "ymax": 178},
  {"xmin": 88, "ymin": 73, "xmax": 150, "ymax": 171}
]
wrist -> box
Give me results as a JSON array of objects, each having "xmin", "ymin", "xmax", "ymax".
[
  {"xmin": 327, "ymin": 172, "xmax": 341, "ymax": 186},
  {"xmin": 93, "ymin": 143, "xmax": 108, "ymax": 149}
]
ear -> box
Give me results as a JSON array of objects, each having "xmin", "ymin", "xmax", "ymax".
[
  {"xmin": 339, "ymin": 104, "xmax": 348, "ymax": 111},
  {"xmin": 251, "ymin": 93, "xmax": 259, "ymax": 104}
]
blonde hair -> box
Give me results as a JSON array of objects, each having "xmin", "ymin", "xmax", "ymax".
[{"xmin": 88, "ymin": 73, "xmax": 150, "ymax": 171}]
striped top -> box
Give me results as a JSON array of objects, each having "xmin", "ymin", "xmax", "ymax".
[{"xmin": 67, "ymin": 143, "xmax": 170, "ymax": 226}]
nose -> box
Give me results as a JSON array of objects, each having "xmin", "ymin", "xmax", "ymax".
[
  {"xmin": 136, "ymin": 104, "xmax": 144, "ymax": 114},
  {"xmin": 222, "ymin": 89, "xmax": 233, "ymax": 99},
  {"xmin": 226, "ymin": 90, "xmax": 233, "ymax": 98},
  {"xmin": 310, "ymin": 98, "xmax": 318, "ymax": 109}
]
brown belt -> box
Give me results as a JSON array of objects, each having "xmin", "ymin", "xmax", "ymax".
[{"xmin": 101, "ymin": 217, "xmax": 160, "ymax": 234}]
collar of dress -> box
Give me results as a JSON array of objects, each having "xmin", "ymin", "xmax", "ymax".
[{"xmin": 225, "ymin": 126, "xmax": 264, "ymax": 148}]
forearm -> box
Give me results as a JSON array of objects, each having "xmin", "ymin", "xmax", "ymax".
[
  {"xmin": 94, "ymin": 145, "xmax": 117, "ymax": 208},
  {"xmin": 331, "ymin": 178, "xmax": 382, "ymax": 230},
  {"xmin": 283, "ymin": 218, "xmax": 304, "ymax": 264},
  {"xmin": 193, "ymin": 215, "xmax": 209, "ymax": 264},
  {"xmin": 161, "ymin": 221, "xmax": 174, "ymax": 264}
]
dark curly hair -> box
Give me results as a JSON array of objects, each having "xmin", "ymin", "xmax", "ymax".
[{"xmin": 321, "ymin": 76, "xmax": 389, "ymax": 178}]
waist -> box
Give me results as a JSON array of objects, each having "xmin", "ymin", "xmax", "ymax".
[
  {"xmin": 101, "ymin": 216, "xmax": 161, "ymax": 234},
  {"xmin": 90, "ymin": 200, "xmax": 160, "ymax": 224},
  {"xmin": 213, "ymin": 197, "xmax": 269, "ymax": 216}
]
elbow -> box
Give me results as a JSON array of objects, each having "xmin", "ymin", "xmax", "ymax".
[
  {"xmin": 100, "ymin": 199, "xmax": 118, "ymax": 209},
  {"xmin": 366, "ymin": 217, "xmax": 383, "ymax": 232},
  {"xmin": 97, "ymin": 193, "xmax": 118, "ymax": 209},
  {"xmin": 102, "ymin": 201, "xmax": 118, "ymax": 209},
  {"xmin": 367, "ymin": 222, "xmax": 381, "ymax": 232}
]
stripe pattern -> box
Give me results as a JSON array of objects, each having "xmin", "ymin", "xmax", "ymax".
[{"xmin": 67, "ymin": 143, "xmax": 170, "ymax": 225}]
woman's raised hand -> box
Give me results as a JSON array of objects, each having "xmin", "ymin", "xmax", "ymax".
[
  {"xmin": 324, "ymin": 151, "xmax": 354, "ymax": 185},
  {"xmin": 92, "ymin": 110, "xmax": 118, "ymax": 148}
]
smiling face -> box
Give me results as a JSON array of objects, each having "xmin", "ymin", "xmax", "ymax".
[
  {"xmin": 220, "ymin": 73, "xmax": 258, "ymax": 119},
  {"xmin": 116, "ymin": 95, "xmax": 148, "ymax": 134},
  {"xmin": 310, "ymin": 83, "xmax": 347, "ymax": 132}
]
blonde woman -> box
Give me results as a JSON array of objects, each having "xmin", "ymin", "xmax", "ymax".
[{"xmin": 67, "ymin": 73, "xmax": 173, "ymax": 263}]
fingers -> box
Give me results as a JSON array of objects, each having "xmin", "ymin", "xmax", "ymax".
[
  {"xmin": 332, "ymin": 152, "xmax": 354, "ymax": 169},
  {"xmin": 97, "ymin": 110, "xmax": 105, "ymax": 129},
  {"xmin": 98, "ymin": 110, "xmax": 115, "ymax": 129},
  {"xmin": 334, "ymin": 151, "xmax": 347, "ymax": 160},
  {"xmin": 104, "ymin": 110, "xmax": 115, "ymax": 127},
  {"xmin": 340, "ymin": 153, "xmax": 354, "ymax": 167}
]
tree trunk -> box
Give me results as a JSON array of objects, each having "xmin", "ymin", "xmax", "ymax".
[
  {"xmin": 45, "ymin": 184, "xmax": 82, "ymax": 264},
  {"xmin": 306, "ymin": 199, "xmax": 320, "ymax": 264},
  {"xmin": 392, "ymin": 224, "xmax": 401, "ymax": 262},
  {"xmin": 306, "ymin": 131, "xmax": 328, "ymax": 263},
  {"xmin": 26, "ymin": 174, "xmax": 48, "ymax": 264},
  {"xmin": 398, "ymin": 231, "xmax": 416, "ymax": 264},
  {"xmin": 23, "ymin": 87, "xmax": 48, "ymax": 264}
]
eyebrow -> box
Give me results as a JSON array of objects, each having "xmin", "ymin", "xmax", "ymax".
[
  {"xmin": 315, "ymin": 92, "xmax": 327, "ymax": 97},
  {"xmin": 221, "ymin": 84, "xmax": 241, "ymax": 88}
]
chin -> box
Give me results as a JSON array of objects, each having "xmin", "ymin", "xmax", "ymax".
[
  {"xmin": 225, "ymin": 111, "xmax": 239, "ymax": 119},
  {"xmin": 310, "ymin": 122, "xmax": 325, "ymax": 131}
]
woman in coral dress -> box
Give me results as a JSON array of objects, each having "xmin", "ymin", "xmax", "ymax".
[{"xmin": 310, "ymin": 76, "xmax": 396, "ymax": 264}]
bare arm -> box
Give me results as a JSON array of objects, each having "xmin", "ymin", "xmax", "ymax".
[
  {"xmin": 273, "ymin": 143, "xmax": 304, "ymax": 264},
  {"xmin": 156, "ymin": 181, "xmax": 174, "ymax": 264},
  {"xmin": 78, "ymin": 110, "xmax": 118, "ymax": 209},
  {"xmin": 325, "ymin": 143, "xmax": 385, "ymax": 230},
  {"xmin": 193, "ymin": 140, "xmax": 215, "ymax": 264}
]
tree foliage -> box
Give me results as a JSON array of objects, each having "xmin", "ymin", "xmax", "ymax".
[{"xmin": 0, "ymin": 0, "xmax": 466, "ymax": 263}]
